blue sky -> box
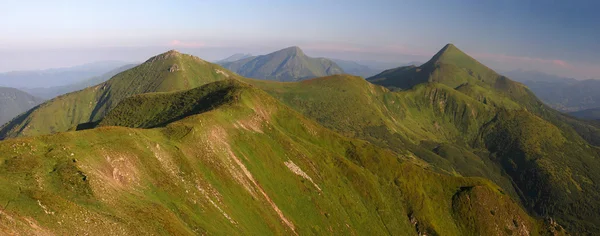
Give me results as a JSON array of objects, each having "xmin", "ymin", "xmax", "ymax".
[{"xmin": 1, "ymin": 0, "xmax": 599, "ymax": 78}]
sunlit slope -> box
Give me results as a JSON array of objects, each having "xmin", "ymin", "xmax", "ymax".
[
  {"xmin": 368, "ymin": 44, "xmax": 600, "ymax": 147},
  {"xmin": 250, "ymin": 72, "xmax": 600, "ymax": 233},
  {"xmin": 0, "ymin": 80, "xmax": 543, "ymax": 235},
  {"xmin": 0, "ymin": 50, "xmax": 238, "ymax": 139}
]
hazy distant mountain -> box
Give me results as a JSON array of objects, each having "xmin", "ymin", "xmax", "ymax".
[
  {"xmin": 331, "ymin": 59, "xmax": 422, "ymax": 78},
  {"xmin": 570, "ymin": 107, "xmax": 600, "ymax": 120},
  {"xmin": 0, "ymin": 87, "xmax": 43, "ymax": 125},
  {"xmin": 503, "ymin": 69, "xmax": 578, "ymax": 83},
  {"xmin": 0, "ymin": 61, "xmax": 131, "ymax": 88},
  {"xmin": 503, "ymin": 69, "xmax": 600, "ymax": 112},
  {"xmin": 24, "ymin": 64, "xmax": 137, "ymax": 99},
  {"xmin": 217, "ymin": 53, "xmax": 253, "ymax": 63},
  {"xmin": 330, "ymin": 59, "xmax": 380, "ymax": 78},
  {"xmin": 358, "ymin": 60, "xmax": 421, "ymax": 71},
  {"xmin": 219, "ymin": 46, "xmax": 344, "ymax": 82}
]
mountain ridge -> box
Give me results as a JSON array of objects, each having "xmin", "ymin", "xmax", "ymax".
[
  {"xmin": 219, "ymin": 46, "xmax": 344, "ymax": 82},
  {"xmin": 1, "ymin": 45, "xmax": 598, "ymax": 233},
  {"xmin": 0, "ymin": 79, "xmax": 546, "ymax": 235},
  {"xmin": 0, "ymin": 50, "xmax": 238, "ymax": 139}
]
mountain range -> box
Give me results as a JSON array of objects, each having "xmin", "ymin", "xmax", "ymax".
[
  {"xmin": 0, "ymin": 61, "xmax": 131, "ymax": 89},
  {"xmin": 0, "ymin": 87, "xmax": 44, "ymax": 126},
  {"xmin": 23, "ymin": 64, "xmax": 138, "ymax": 99},
  {"xmin": 0, "ymin": 44, "xmax": 598, "ymax": 234},
  {"xmin": 329, "ymin": 59, "xmax": 381, "ymax": 78},
  {"xmin": 218, "ymin": 46, "xmax": 344, "ymax": 82},
  {"xmin": 504, "ymin": 69, "xmax": 600, "ymax": 112}
]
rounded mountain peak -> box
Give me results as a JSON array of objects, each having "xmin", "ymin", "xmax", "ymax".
[
  {"xmin": 145, "ymin": 49, "xmax": 185, "ymax": 63},
  {"xmin": 278, "ymin": 46, "xmax": 304, "ymax": 56}
]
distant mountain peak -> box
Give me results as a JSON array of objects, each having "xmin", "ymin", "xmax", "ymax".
[
  {"xmin": 145, "ymin": 50, "xmax": 185, "ymax": 63},
  {"xmin": 278, "ymin": 46, "xmax": 304, "ymax": 56},
  {"xmin": 367, "ymin": 43, "xmax": 504, "ymax": 90},
  {"xmin": 162, "ymin": 49, "xmax": 182, "ymax": 57},
  {"xmin": 219, "ymin": 46, "xmax": 343, "ymax": 82},
  {"xmin": 428, "ymin": 43, "xmax": 467, "ymax": 64},
  {"xmin": 143, "ymin": 50, "xmax": 208, "ymax": 66}
]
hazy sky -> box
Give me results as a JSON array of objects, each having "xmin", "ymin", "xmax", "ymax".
[{"xmin": 1, "ymin": 0, "xmax": 599, "ymax": 79}]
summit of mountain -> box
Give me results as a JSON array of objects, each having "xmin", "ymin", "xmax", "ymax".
[
  {"xmin": 0, "ymin": 50, "xmax": 239, "ymax": 139},
  {"xmin": 219, "ymin": 46, "xmax": 344, "ymax": 82},
  {"xmin": 251, "ymin": 44, "xmax": 600, "ymax": 233}
]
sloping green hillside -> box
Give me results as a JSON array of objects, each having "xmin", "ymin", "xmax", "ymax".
[
  {"xmin": 220, "ymin": 46, "xmax": 344, "ymax": 82},
  {"xmin": 0, "ymin": 87, "xmax": 43, "ymax": 126},
  {"xmin": 249, "ymin": 75, "xmax": 520, "ymax": 197},
  {"xmin": 0, "ymin": 80, "xmax": 545, "ymax": 235},
  {"xmin": 249, "ymin": 45, "xmax": 600, "ymax": 233},
  {"xmin": 0, "ymin": 50, "xmax": 238, "ymax": 139}
]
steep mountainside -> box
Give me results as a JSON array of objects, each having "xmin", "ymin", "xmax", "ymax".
[
  {"xmin": 0, "ymin": 87, "xmax": 44, "ymax": 126},
  {"xmin": 367, "ymin": 44, "xmax": 600, "ymax": 147},
  {"xmin": 249, "ymin": 44, "xmax": 600, "ymax": 233},
  {"xmin": 0, "ymin": 80, "xmax": 545, "ymax": 235},
  {"xmin": 504, "ymin": 70, "xmax": 600, "ymax": 112},
  {"xmin": 24, "ymin": 64, "xmax": 138, "ymax": 99},
  {"xmin": 219, "ymin": 46, "xmax": 344, "ymax": 82},
  {"xmin": 0, "ymin": 50, "xmax": 238, "ymax": 139}
]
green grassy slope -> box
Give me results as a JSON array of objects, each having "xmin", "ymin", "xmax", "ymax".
[
  {"xmin": 0, "ymin": 87, "xmax": 43, "ymax": 126},
  {"xmin": 0, "ymin": 80, "xmax": 545, "ymax": 235},
  {"xmin": 361, "ymin": 45, "xmax": 600, "ymax": 233},
  {"xmin": 248, "ymin": 75, "xmax": 521, "ymax": 199},
  {"xmin": 249, "ymin": 67, "xmax": 600, "ymax": 232},
  {"xmin": 220, "ymin": 46, "xmax": 344, "ymax": 82},
  {"xmin": 0, "ymin": 50, "xmax": 238, "ymax": 139}
]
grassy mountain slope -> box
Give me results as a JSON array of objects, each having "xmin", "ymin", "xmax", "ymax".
[
  {"xmin": 249, "ymin": 45, "xmax": 600, "ymax": 233},
  {"xmin": 0, "ymin": 50, "xmax": 238, "ymax": 139},
  {"xmin": 368, "ymin": 44, "xmax": 530, "ymax": 106},
  {"xmin": 249, "ymin": 75, "xmax": 521, "ymax": 198},
  {"xmin": 220, "ymin": 46, "xmax": 344, "ymax": 82},
  {"xmin": 0, "ymin": 87, "xmax": 44, "ymax": 126},
  {"xmin": 367, "ymin": 44, "xmax": 600, "ymax": 147},
  {"xmin": 0, "ymin": 80, "xmax": 545, "ymax": 235}
]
